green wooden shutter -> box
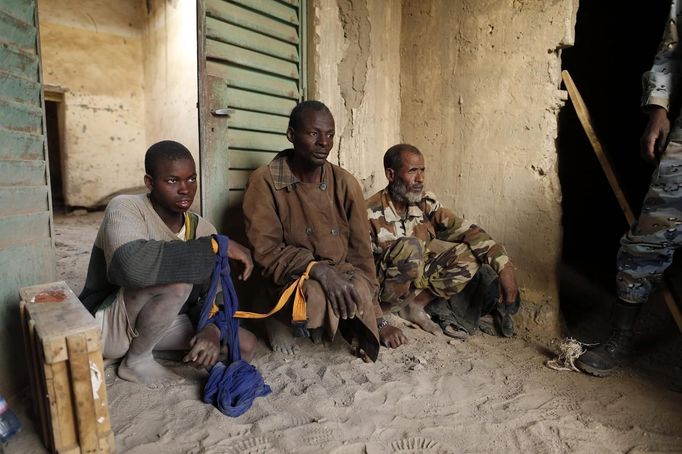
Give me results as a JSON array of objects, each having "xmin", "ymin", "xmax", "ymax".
[
  {"xmin": 0, "ymin": 0, "xmax": 55, "ymax": 392},
  {"xmin": 199, "ymin": 0, "xmax": 306, "ymax": 230}
]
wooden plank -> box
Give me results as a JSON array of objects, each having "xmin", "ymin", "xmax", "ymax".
[
  {"xmin": 46, "ymin": 361, "xmax": 79, "ymax": 453},
  {"xmin": 0, "ymin": 9, "xmax": 36, "ymax": 53},
  {"xmin": 0, "ymin": 127, "xmax": 45, "ymax": 160},
  {"xmin": 206, "ymin": 60, "xmax": 299, "ymax": 99},
  {"xmin": 207, "ymin": 38, "xmax": 299, "ymax": 80},
  {"xmin": 230, "ymin": 0, "xmax": 299, "ymax": 25},
  {"xmin": 0, "ymin": 186, "xmax": 48, "ymax": 216},
  {"xmin": 22, "ymin": 313, "xmax": 52, "ymax": 450},
  {"xmin": 0, "ymin": 46, "xmax": 38, "ymax": 81},
  {"xmin": 207, "ymin": 17, "xmax": 299, "ymax": 63},
  {"xmin": 206, "ymin": 0, "xmax": 299, "ymax": 45},
  {"xmin": 0, "ymin": 160, "xmax": 46, "ymax": 186},
  {"xmin": 0, "ymin": 127, "xmax": 44, "ymax": 160},
  {"xmin": 229, "ymin": 149, "xmax": 278, "ymax": 170},
  {"xmin": 0, "ymin": 212, "xmax": 50, "ymax": 249},
  {"xmin": 225, "ymin": 87, "xmax": 297, "ymax": 116},
  {"xmin": 228, "ymin": 109, "xmax": 289, "ymax": 134},
  {"xmin": 0, "ymin": 99, "xmax": 43, "ymax": 134},
  {"xmin": 0, "ymin": 71, "xmax": 41, "ymax": 104},
  {"xmin": 562, "ymin": 69, "xmax": 682, "ymax": 333},
  {"xmin": 229, "ymin": 128, "xmax": 289, "ymax": 152},
  {"xmin": 0, "ymin": 0, "xmax": 34, "ymax": 25},
  {"xmin": 66, "ymin": 334, "xmax": 99, "ymax": 453},
  {"xmin": 89, "ymin": 351, "xmax": 113, "ymax": 450},
  {"xmin": 228, "ymin": 169, "xmax": 253, "ymax": 189}
]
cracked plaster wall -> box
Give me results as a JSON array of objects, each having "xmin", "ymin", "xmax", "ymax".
[
  {"xmin": 308, "ymin": 0, "xmax": 402, "ymax": 195},
  {"xmin": 309, "ymin": 0, "xmax": 577, "ymax": 335}
]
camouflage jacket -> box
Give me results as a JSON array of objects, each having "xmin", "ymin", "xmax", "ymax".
[
  {"xmin": 643, "ymin": 0, "xmax": 682, "ymax": 139},
  {"xmin": 366, "ymin": 189, "xmax": 510, "ymax": 274}
]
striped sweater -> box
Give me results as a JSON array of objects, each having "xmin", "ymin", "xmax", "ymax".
[{"xmin": 79, "ymin": 194, "xmax": 216, "ymax": 314}]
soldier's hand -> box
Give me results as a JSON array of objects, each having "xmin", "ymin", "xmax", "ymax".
[
  {"xmin": 499, "ymin": 265, "xmax": 518, "ymax": 306},
  {"xmin": 310, "ymin": 263, "xmax": 360, "ymax": 319},
  {"xmin": 641, "ymin": 106, "xmax": 670, "ymax": 163}
]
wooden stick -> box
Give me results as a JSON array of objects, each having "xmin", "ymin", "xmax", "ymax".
[
  {"xmin": 562, "ymin": 70, "xmax": 637, "ymax": 225},
  {"xmin": 562, "ymin": 69, "xmax": 682, "ymax": 333}
]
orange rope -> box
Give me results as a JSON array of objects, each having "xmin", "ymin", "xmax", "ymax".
[{"xmin": 234, "ymin": 261, "xmax": 316, "ymax": 325}]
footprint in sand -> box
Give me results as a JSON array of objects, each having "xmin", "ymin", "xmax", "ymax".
[
  {"xmin": 390, "ymin": 436, "xmax": 449, "ymax": 453},
  {"xmin": 225, "ymin": 436, "xmax": 277, "ymax": 454}
]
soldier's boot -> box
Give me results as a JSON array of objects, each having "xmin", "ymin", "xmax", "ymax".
[{"xmin": 575, "ymin": 300, "xmax": 642, "ymax": 377}]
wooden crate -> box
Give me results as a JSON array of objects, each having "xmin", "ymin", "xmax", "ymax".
[{"xmin": 20, "ymin": 281, "xmax": 114, "ymax": 454}]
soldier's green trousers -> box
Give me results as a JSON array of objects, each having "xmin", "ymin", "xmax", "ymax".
[
  {"xmin": 377, "ymin": 236, "xmax": 481, "ymax": 310},
  {"xmin": 617, "ymin": 139, "xmax": 682, "ymax": 304}
]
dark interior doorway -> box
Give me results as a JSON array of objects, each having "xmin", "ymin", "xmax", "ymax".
[
  {"xmin": 45, "ymin": 98, "xmax": 65, "ymax": 212},
  {"xmin": 558, "ymin": 2, "xmax": 670, "ymax": 329},
  {"xmin": 558, "ymin": 2, "xmax": 682, "ymax": 386}
]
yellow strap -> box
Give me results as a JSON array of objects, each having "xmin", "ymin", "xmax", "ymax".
[
  {"xmin": 184, "ymin": 212, "xmax": 192, "ymax": 241},
  {"xmin": 234, "ymin": 261, "xmax": 316, "ymax": 324}
]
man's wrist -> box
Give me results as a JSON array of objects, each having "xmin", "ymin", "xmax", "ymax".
[
  {"xmin": 309, "ymin": 261, "xmax": 329, "ymax": 280},
  {"xmin": 203, "ymin": 322, "xmax": 221, "ymax": 340}
]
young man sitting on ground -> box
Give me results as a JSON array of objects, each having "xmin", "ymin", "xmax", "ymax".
[{"xmin": 79, "ymin": 140, "xmax": 255, "ymax": 387}]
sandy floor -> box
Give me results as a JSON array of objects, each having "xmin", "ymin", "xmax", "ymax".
[{"xmin": 5, "ymin": 211, "xmax": 682, "ymax": 453}]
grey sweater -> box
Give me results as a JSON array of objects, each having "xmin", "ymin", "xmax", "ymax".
[{"xmin": 79, "ymin": 194, "xmax": 216, "ymax": 314}]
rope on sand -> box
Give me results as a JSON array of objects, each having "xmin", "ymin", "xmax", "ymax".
[{"xmin": 545, "ymin": 338, "xmax": 594, "ymax": 372}]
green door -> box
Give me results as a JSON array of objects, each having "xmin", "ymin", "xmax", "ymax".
[
  {"xmin": 0, "ymin": 0, "xmax": 55, "ymax": 392},
  {"xmin": 198, "ymin": 0, "xmax": 306, "ymax": 232}
]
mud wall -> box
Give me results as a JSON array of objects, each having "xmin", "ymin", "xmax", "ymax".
[
  {"xmin": 400, "ymin": 0, "xmax": 578, "ymax": 334},
  {"xmin": 143, "ymin": 0, "xmax": 199, "ymax": 161},
  {"xmin": 308, "ymin": 0, "xmax": 402, "ymax": 195},
  {"xmin": 39, "ymin": 0, "xmax": 199, "ymax": 208},
  {"xmin": 38, "ymin": 0, "xmax": 147, "ymax": 207},
  {"xmin": 309, "ymin": 0, "xmax": 577, "ymax": 335}
]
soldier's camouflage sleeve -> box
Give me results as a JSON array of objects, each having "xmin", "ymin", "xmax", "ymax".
[
  {"xmin": 423, "ymin": 195, "xmax": 510, "ymax": 274},
  {"xmin": 642, "ymin": 0, "xmax": 682, "ymax": 111}
]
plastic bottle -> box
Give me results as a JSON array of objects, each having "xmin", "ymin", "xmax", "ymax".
[{"xmin": 0, "ymin": 395, "xmax": 21, "ymax": 443}]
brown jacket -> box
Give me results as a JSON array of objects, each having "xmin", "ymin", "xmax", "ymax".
[{"xmin": 243, "ymin": 149, "xmax": 382, "ymax": 318}]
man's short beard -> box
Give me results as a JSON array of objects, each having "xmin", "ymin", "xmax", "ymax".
[{"xmin": 388, "ymin": 179, "xmax": 423, "ymax": 205}]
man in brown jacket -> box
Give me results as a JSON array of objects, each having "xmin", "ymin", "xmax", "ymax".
[{"xmin": 243, "ymin": 101, "xmax": 406, "ymax": 361}]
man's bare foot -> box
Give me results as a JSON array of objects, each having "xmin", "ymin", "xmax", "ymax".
[
  {"xmin": 310, "ymin": 327, "xmax": 324, "ymax": 345},
  {"xmin": 117, "ymin": 354, "xmax": 184, "ymax": 388},
  {"xmin": 398, "ymin": 302, "xmax": 441, "ymax": 335},
  {"xmin": 266, "ymin": 318, "xmax": 298, "ymax": 355}
]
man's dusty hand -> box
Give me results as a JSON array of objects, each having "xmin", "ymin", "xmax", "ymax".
[
  {"xmin": 640, "ymin": 106, "xmax": 670, "ymax": 163},
  {"xmin": 379, "ymin": 323, "xmax": 407, "ymax": 348},
  {"xmin": 309, "ymin": 263, "xmax": 361, "ymax": 319},
  {"xmin": 227, "ymin": 239, "xmax": 253, "ymax": 280},
  {"xmin": 183, "ymin": 324, "xmax": 220, "ymax": 369},
  {"xmin": 498, "ymin": 265, "xmax": 518, "ymax": 306}
]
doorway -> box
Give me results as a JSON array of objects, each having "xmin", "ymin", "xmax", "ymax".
[
  {"xmin": 557, "ymin": 0, "xmax": 681, "ymax": 363},
  {"xmin": 44, "ymin": 92, "xmax": 65, "ymax": 212}
]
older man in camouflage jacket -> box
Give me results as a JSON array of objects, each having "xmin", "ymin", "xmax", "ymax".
[{"xmin": 366, "ymin": 144, "xmax": 519, "ymax": 337}]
